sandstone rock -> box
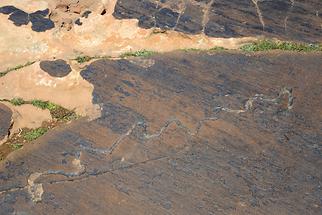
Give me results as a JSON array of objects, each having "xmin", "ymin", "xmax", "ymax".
[
  {"xmin": 0, "ymin": 103, "xmax": 12, "ymax": 144},
  {"xmin": 0, "ymin": 1, "xmax": 321, "ymax": 214},
  {"xmin": 40, "ymin": 59, "xmax": 72, "ymax": 78}
]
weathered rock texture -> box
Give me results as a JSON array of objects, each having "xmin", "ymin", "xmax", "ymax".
[
  {"xmin": 0, "ymin": 104, "xmax": 12, "ymax": 144},
  {"xmin": 0, "ymin": 0, "xmax": 321, "ymax": 214},
  {"xmin": 113, "ymin": 0, "xmax": 322, "ymax": 42},
  {"xmin": 1, "ymin": 52, "xmax": 321, "ymax": 214},
  {"xmin": 0, "ymin": 0, "xmax": 253, "ymax": 72},
  {"xmin": 40, "ymin": 59, "xmax": 72, "ymax": 77},
  {"xmin": 0, "ymin": 6, "xmax": 54, "ymax": 32}
]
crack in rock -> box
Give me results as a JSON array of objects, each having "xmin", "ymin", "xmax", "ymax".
[
  {"xmin": 27, "ymin": 172, "xmax": 44, "ymax": 203},
  {"xmin": 0, "ymin": 152, "xmax": 85, "ymax": 203},
  {"xmin": 78, "ymin": 116, "xmax": 219, "ymax": 156},
  {"xmin": 44, "ymin": 155, "xmax": 169, "ymax": 186},
  {"xmin": 27, "ymin": 151, "xmax": 85, "ymax": 202},
  {"xmin": 143, "ymin": 117, "xmax": 218, "ymax": 139},
  {"xmin": 202, "ymin": 0, "xmax": 214, "ymax": 33},
  {"xmin": 284, "ymin": 0, "xmax": 295, "ymax": 31},
  {"xmin": 251, "ymin": 0, "xmax": 265, "ymax": 30}
]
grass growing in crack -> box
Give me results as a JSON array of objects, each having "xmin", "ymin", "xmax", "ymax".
[
  {"xmin": 120, "ymin": 50, "xmax": 156, "ymax": 58},
  {"xmin": 31, "ymin": 100, "xmax": 58, "ymax": 111},
  {"xmin": 75, "ymin": 55, "xmax": 95, "ymax": 64},
  {"xmin": 50, "ymin": 107, "xmax": 79, "ymax": 121},
  {"xmin": 240, "ymin": 40, "xmax": 322, "ymax": 52},
  {"xmin": 181, "ymin": 48, "xmax": 202, "ymax": 52},
  {"xmin": 0, "ymin": 61, "xmax": 35, "ymax": 77},
  {"xmin": 181, "ymin": 46, "xmax": 227, "ymax": 52},
  {"xmin": 74, "ymin": 55, "xmax": 111, "ymax": 64},
  {"xmin": 30, "ymin": 99, "xmax": 78, "ymax": 121},
  {"xmin": 10, "ymin": 143, "xmax": 23, "ymax": 150},
  {"xmin": 4, "ymin": 97, "xmax": 79, "ymax": 121},
  {"xmin": 0, "ymin": 98, "xmax": 79, "ymax": 162},
  {"xmin": 10, "ymin": 98, "xmax": 25, "ymax": 106},
  {"xmin": 23, "ymin": 128, "xmax": 48, "ymax": 141},
  {"xmin": 209, "ymin": 46, "xmax": 227, "ymax": 51}
]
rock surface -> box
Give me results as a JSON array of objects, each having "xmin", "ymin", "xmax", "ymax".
[
  {"xmin": 1, "ymin": 52, "xmax": 322, "ymax": 214},
  {"xmin": 0, "ymin": 6, "xmax": 54, "ymax": 32},
  {"xmin": 0, "ymin": 0, "xmax": 321, "ymax": 214},
  {"xmin": 114, "ymin": 0, "xmax": 322, "ymax": 42},
  {"xmin": 40, "ymin": 59, "xmax": 72, "ymax": 77},
  {"xmin": 0, "ymin": 104, "xmax": 12, "ymax": 144}
]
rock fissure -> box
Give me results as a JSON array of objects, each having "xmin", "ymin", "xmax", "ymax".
[{"xmin": 251, "ymin": 0, "xmax": 265, "ymax": 30}]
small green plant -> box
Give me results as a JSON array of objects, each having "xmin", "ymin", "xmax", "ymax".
[
  {"xmin": 75, "ymin": 55, "xmax": 94, "ymax": 64},
  {"xmin": 151, "ymin": 28, "xmax": 167, "ymax": 34},
  {"xmin": 209, "ymin": 46, "xmax": 227, "ymax": 51},
  {"xmin": 0, "ymin": 72, "xmax": 7, "ymax": 77},
  {"xmin": 240, "ymin": 40, "xmax": 322, "ymax": 52},
  {"xmin": 181, "ymin": 48, "xmax": 201, "ymax": 52},
  {"xmin": 0, "ymin": 61, "xmax": 35, "ymax": 77},
  {"xmin": 61, "ymin": 112, "xmax": 79, "ymax": 121},
  {"xmin": 120, "ymin": 50, "xmax": 156, "ymax": 58},
  {"xmin": 10, "ymin": 98, "xmax": 25, "ymax": 106},
  {"xmin": 181, "ymin": 46, "xmax": 226, "ymax": 53},
  {"xmin": 23, "ymin": 128, "xmax": 48, "ymax": 141},
  {"xmin": 31, "ymin": 100, "xmax": 58, "ymax": 111},
  {"xmin": 10, "ymin": 143, "xmax": 23, "ymax": 150}
]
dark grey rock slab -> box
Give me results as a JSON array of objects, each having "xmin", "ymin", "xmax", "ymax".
[
  {"xmin": 113, "ymin": 0, "xmax": 322, "ymax": 42},
  {"xmin": 0, "ymin": 6, "xmax": 54, "ymax": 32},
  {"xmin": 0, "ymin": 104, "xmax": 12, "ymax": 142},
  {"xmin": 1, "ymin": 52, "xmax": 321, "ymax": 214},
  {"xmin": 40, "ymin": 60, "xmax": 72, "ymax": 78}
]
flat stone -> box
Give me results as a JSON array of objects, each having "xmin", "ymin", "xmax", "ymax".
[
  {"xmin": 113, "ymin": 0, "xmax": 322, "ymax": 42},
  {"xmin": 155, "ymin": 8, "xmax": 180, "ymax": 29},
  {"xmin": 0, "ymin": 5, "xmax": 19, "ymax": 14},
  {"xmin": 29, "ymin": 9, "xmax": 54, "ymax": 32},
  {"xmin": 175, "ymin": 3, "xmax": 204, "ymax": 34},
  {"xmin": 0, "ymin": 6, "xmax": 54, "ymax": 32},
  {"xmin": 0, "ymin": 104, "xmax": 12, "ymax": 143},
  {"xmin": 1, "ymin": 52, "xmax": 321, "ymax": 214},
  {"xmin": 40, "ymin": 59, "xmax": 72, "ymax": 77},
  {"xmin": 8, "ymin": 9, "xmax": 29, "ymax": 26}
]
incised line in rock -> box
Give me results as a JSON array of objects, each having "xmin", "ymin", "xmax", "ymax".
[
  {"xmin": 0, "ymin": 88, "xmax": 294, "ymax": 202},
  {"xmin": 284, "ymin": 0, "xmax": 295, "ymax": 31},
  {"xmin": 202, "ymin": 0, "xmax": 215, "ymax": 33},
  {"xmin": 0, "ymin": 152, "xmax": 85, "ymax": 202},
  {"xmin": 251, "ymin": 0, "xmax": 265, "ymax": 30}
]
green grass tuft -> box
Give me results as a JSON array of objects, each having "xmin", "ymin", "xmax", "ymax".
[
  {"xmin": 209, "ymin": 46, "xmax": 227, "ymax": 51},
  {"xmin": 0, "ymin": 61, "xmax": 35, "ymax": 77},
  {"xmin": 240, "ymin": 40, "xmax": 322, "ymax": 52},
  {"xmin": 10, "ymin": 143, "xmax": 23, "ymax": 150},
  {"xmin": 75, "ymin": 56, "xmax": 95, "ymax": 64},
  {"xmin": 31, "ymin": 100, "xmax": 59, "ymax": 111},
  {"xmin": 10, "ymin": 98, "xmax": 25, "ymax": 106},
  {"xmin": 181, "ymin": 46, "xmax": 226, "ymax": 53},
  {"xmin": 23, "ymin": 128, "xmax": 48, "ymax": 141},
  {"xmin": 5, "ymin": 98, "xmax": 78, "ymax": 121},
  {"xmin": 181, "ymin": 48, "xmax": 202, "ymax": 52},
  {"xmin": 120, "ymin": 50, "xmax": 156, "ymax": 58}
]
